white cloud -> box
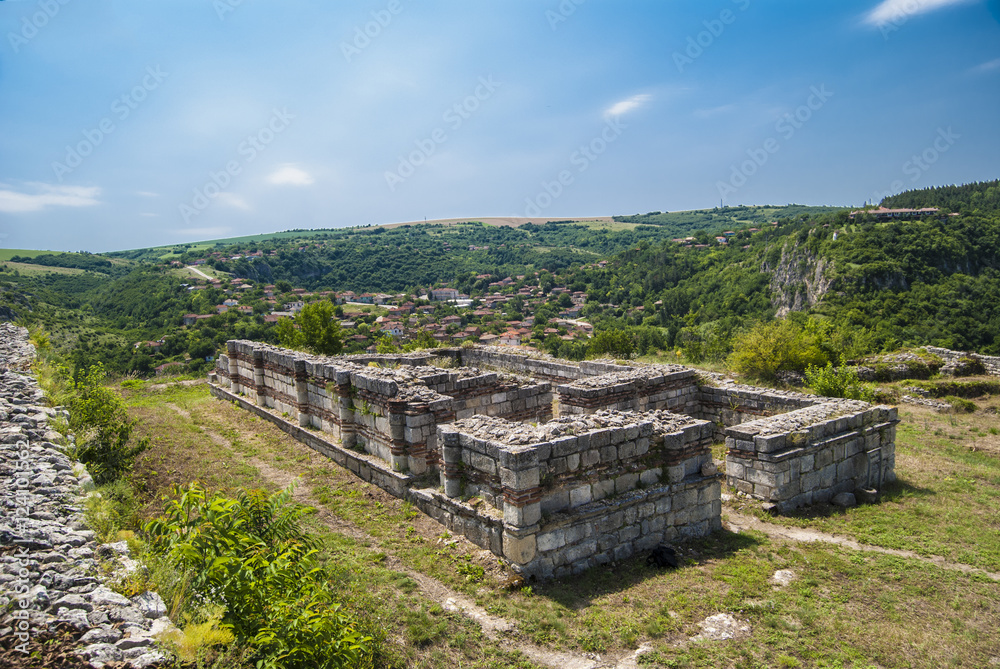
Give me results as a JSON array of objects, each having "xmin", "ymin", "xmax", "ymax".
[
  {"xmin": 863, "ymin": 0, "xmax": 975, "ymax": 25},
  {"xmin": 970, "ymin": 58, "xmax": 1000, "ymax": 74},
  {"xmin": 136, "ymin": 191, "xmax": 160, "ymax": 197},
  {"xmin": 216, "ymin": 192, "xmax": 251, "ymax": 211},
  {"xmin": 0, "ymin": 182, "xmax": 101, "ymax": 213},
  {"xmin": 267, "ymin": 164, "xmax": 315, "ymax": 186},
  {"xmin": 604, "ymin": 94, "xmax": 651, "ymax": 119}
]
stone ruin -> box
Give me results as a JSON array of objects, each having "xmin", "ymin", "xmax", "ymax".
[{"xmin": 211, "ymin": 342, "xmax": 898, "ymax": 579}]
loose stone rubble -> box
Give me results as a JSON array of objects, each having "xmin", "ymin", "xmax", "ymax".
[
  {"xmin": 212, "ymin": 341, "xmax": 899, "ymax": 578},
  {"xmin": 0, "ymin": 323, "xmax": 171, "ymax": 668}
]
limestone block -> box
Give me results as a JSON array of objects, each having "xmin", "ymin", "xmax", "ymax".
[
  {"xmin": 504, "ymin": 502, "xmax": 541, "ymax": 527},
  {"xmin": 537, "ymin": 530, "xmax": 565, "ymax": 552},
  {"xmin": 592, "ymin": 479, "xmax": 615, "ymax": 501},
  {"xmin": 615, "ymin": 472, "xmax": 639, "ymax": 494},
  {"xmin": 569, "ymin": 485, "xmax": 593, "ymax": 507},
  {"xmin": 541, "ymin": 489, "xmax": 569, "ymax": 514},
  {"xmin": 639, "ymin": 468, "xmax": 661, "ymax": 487},
  {"xmin": 655, "ymin": 496, "xmax": 672, "ymax": 514},
  {"xmin": 618, "ymin": 441, "xmax": 638, "ymax": 460},
  {"xmin": 503, "ymin": 531, "xmax": 537, "ymax": 565},
  {"xmin": 500, "ymin": 466, "xmax": 540, "ymax": 491}
]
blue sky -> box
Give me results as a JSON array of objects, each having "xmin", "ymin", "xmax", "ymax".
[{"xmin": 0, "ymin": 0, "xmax": 997, "ymax": 252}]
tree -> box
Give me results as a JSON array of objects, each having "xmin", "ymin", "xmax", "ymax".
[
  {"xmin": 275, "ymin": 279, "xmax": 293, "ymax": 293},
  {"xmin": 587, "ymin": 328, "xmax": 635, "ymax": 359},
  {"xmin": 297, "ymin": 301, "xmax": 343, "ymax": 355}
]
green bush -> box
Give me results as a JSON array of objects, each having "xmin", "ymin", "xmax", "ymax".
[
  {"xmin": 69, "ymin": 364, "xmax": 148, "ymax": 484},
  {"xmin": 945, "ymin": 396, "xmax": 976, "ymax": 413},
  {"xmin": 145, "ymin": 484, "xmax": 379, "ymax": 669},
  {"xmin": 805, "ymin": 362, "xmax": 879, "ymax": 402},
  {"xmin": 729, "ymin": 320, "xmax": 829, "ymax": 381},
  {"xmin": 587, "ymin": 328, "xmax": 635, "ymax": 359}
]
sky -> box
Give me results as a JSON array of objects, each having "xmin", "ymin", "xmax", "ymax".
[{"xmin": 0, "ymin": 0, "xmax": 998, "ymax": 253}]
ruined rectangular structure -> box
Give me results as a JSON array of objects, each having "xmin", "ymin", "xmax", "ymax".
[{"xmin": 211, "ymin": 341, "xmax": 898, "ymax": 577}]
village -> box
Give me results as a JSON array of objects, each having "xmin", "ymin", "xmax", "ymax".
[{"xmin": 140, "ymin": 256, "xmax": 601, "ymax": 364}]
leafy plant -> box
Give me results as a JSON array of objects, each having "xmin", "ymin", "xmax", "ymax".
[
  {"xmin": 69, "ymin": 363, "xmax": 148, "ymax": 484},
  {"xmin": 145, "ymin": 484, "xmax": 378, "ymax": 669},
  {"xmin": 805, "ymin": 361, "xmax": 878, "ymax": 402}
]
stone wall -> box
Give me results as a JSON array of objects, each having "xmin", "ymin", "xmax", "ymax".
[
  {"xmin": 555, "ymin": 366, "xmax": 699, "ymax": 415},
  {"xmin": 924, "ymin": 346, "xmax": 1000, "ymax": 375},
  {"xmin": 216, "ymin": 340, "xmax": 552, "ymax": 475},
  {"xmin": 436, "ymin": 411, "xmax": 720, "ymax": 579},
  {"xmin": 725, "ymin": 401, "xmax": 898, "ymax": 512},
  {"xmin": 212, "ymin": 341, "xmax": 901, "ymax": 577},
  {"xmin": 0, "ymin": 323, "xmax": 173, "ymax": 667}
]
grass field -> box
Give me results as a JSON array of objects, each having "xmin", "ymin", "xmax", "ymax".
[
  {"xmin": 112, "ymin": 379, "xmax": 1000, "ymax": 668},
  {"xmin": 1, "ymin": 261, "xmax": 91, "ymax": 276},
  {"xmin": 0, "ymin": 248, "xmax": 53, "ymax": 261}
]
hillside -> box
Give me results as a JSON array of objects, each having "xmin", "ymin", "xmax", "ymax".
[
  {"xmin": 578, "ymin": 181, "xmax": 1000, "ymax": 355},
  {"xmin": 1, "ymin": 184, "xmax": 998, "ymax": 379}
]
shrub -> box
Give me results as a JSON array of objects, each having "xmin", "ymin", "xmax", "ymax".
[
  {"xmin": 945, "ymin": 396, "xmax": 976, "ymax": 413},
  {"xmin": 145, "ymin": 484, "xmax": 379, "ymax": 669},
  {"xmin": 805, "ymin": 362, "xmax": 879, "ymax": 402},
  {"xmin": 729, "ymin": 320, "xmax": 828, "ymax": 381},
  {"xmin": 69, "ymin": 364, "xmax": 148, "ymax": 484},
  {"xmin": 955, "ymin": 356, "xmax": 987, "ymax": 376},
  {"xmin": 587, "ymin": 328, "xmax": 635, "ymax": 359}
]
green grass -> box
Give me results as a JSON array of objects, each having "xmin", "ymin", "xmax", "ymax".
[
  {"xmin": 1, "ymin": 261, "xmax": 92, "ymax": 276},
  {"xmin": 740, "ymin": 402, "xmax": 1000, "ymax": 572},
  {"xmin": 118, "ymin": 380, "xmax": 1000, "ymax": 668},
  {"xmin": 0, "ymin": 248, "xmax": 51, "ymax": 261}
]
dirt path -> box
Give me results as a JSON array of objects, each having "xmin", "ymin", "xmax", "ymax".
[
  {"xmin": 724, "ymin": 510, "xmax": 1000, "ymax": 582},
  {"xmin": 184, "ymin": 265, "xmax": 213, "ymax": 281}
]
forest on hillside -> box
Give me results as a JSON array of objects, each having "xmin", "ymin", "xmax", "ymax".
[{"xmin": 2, "ymin": 182, "xmax": 999, "ymax": 378}]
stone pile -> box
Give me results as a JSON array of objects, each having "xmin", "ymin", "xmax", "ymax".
[{"xmin": 0, "ymin": 324, "xmax": 172, "ymax": 668}]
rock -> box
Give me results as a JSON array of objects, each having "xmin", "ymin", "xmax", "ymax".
[
  {"xmin": 147, "ymin": 616, "xmax": 177, "ymax": 637},
  {"xmin": 832, "ymin": 492, "xmax": 857, "ymax": 508},
  {"xmin": 129, "ymin": 650, "xmax": 168, "ymax": 667},
  {"xmin": 700, "ymin": 461, "xmax": 718, "ymax": 477},
  {"xmin": 116, "ymin": 634, "xmax": 156, "ymax": 650},
  {"xmin": 690, "ymin": 613, "xmax": 751, "ymax": 642},
  {"xmin": 132, "ymin": 591, "xmax": 168, "ymax": 618},
  {"xmin": 108, "ymin": 605, "xmax": 147, "ymax": 625},
  {"xmin": 56, "ymin": 608, "xmax": 92, "ymax": 630},
  {"xmin": 80, "ymin": 626, "xmax": 123, "ymax": 644},
  {"xmin": 770, "ymin": 569, "xmax": 796, "ymax": 586},
  {"xmin": 77, "ymin": 642, "xmax": 124, "ymax": 666},
  {"xmin": 51, "ymin": 593, "xmax": 93, "ymax": 612},
  {"xmin": 855, "ymin": 488, "xmax": 879, "ymax": 504},
  {"xmin": 90, "ymin": 586, "xmax": 132, "ymax": 607}
]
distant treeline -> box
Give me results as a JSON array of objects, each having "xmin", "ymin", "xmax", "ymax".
[
  {"xmin": 9, "ymin": 252, "xmax": 112, "ymax": 272},
  {"xmin": 881, "ymin": 179, "xmax": 999, "ymax": 214}
]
